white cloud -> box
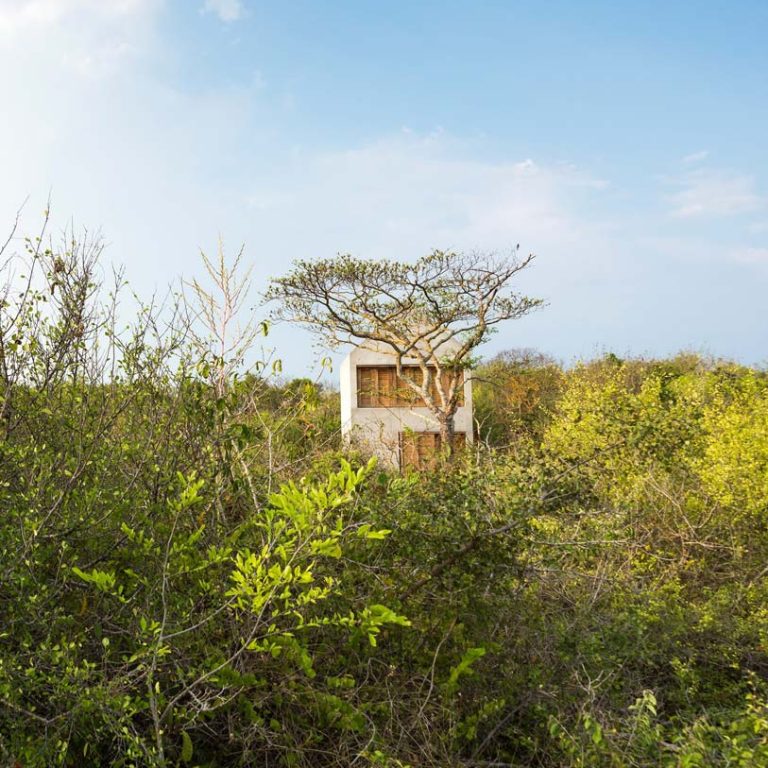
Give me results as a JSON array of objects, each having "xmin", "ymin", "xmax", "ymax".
[
  {"xmin": 0, "ymin": 0, "xmax": 155, "ymax": 33},
  {"xmin": 682, "ymin": 149, "xmax": 709, "ymax": 164},
  {"xmin": 0, "ymin": 0, "xmax": 160, "ymax": 77},
  {"xmin": 244, "ymin": 133, "xmax": 610, "ymax": 263},
  {"xmin": 202, "ymin": 0, "xmax": 244, "ymax": 22},
  {"xmin": 730, "ymin": 246, "xmax": 768, "ymax": 265},
  {"xmin": 0, "ymin": 0, "xmax": 257, "ymax": 299},
  {"xmin": 668, "ymin": 169, "xmax": 764, "ymax": 218}
]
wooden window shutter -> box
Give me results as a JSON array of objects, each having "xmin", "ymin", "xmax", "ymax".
[
  {"xmin": 397, "ymin": 368, "xmax": 421, "ymax": 406},
  {"xmin": 378, "ymin": 367, "xmax": 397, "ymax": 406},
  {"xmin": 400, "ymin": 431, "xmax": 467, "ymax": 471},
  {"xmin": 357, "ymin": 367, "xmax": 375, "ymax": 407},
  {"xmin": 417, "ymin": 432, "xmax": 439, "ymax": 469},
  {"xmin": 399, "ymin": 432, "xmax": 420, "ymax": 470},
  {"xmin": 358, "ymin": 366, "xmax": 463, "ymax": 408},
  {"xmin": 399, "ymin": 431, "xmax": 440, "ymax": 471},
  {"xmin": 430, "ymin": 370, "xmax": 464, "ymax": 406}
]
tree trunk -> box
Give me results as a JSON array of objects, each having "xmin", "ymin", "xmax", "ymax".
[{"xmin": 438, "ymin": 413, "xmax": 456, "ymax": 458}]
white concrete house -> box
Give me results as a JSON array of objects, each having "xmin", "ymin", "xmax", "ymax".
[{"xmin": 340, "ymin": 340, "xmax": 473, "ymax": 470}]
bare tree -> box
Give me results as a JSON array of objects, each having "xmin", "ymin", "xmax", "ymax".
[
  {"xmin": 0, "ymin": 207, "xmax": 123, "ymax": 436},
  {"xmin": 266, "ymin": 248, "xmax": 542, "ymax": 450},
  {"xmin": 186, "ymin": 241, "xmax": 262, "ymax": 397}
]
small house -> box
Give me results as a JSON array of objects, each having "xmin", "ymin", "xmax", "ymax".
[{"xmin": 340, "ymin": 340, "xmax": 473, "ymax": 470}]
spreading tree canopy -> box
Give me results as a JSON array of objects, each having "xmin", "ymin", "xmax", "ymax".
[{"xmin": 267, "ymin": 248, "xmax": 542, "ymax": 447}]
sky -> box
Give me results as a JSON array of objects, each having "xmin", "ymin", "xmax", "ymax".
[{"xmin": 1, "ymin": 0, "xmax": 767, "ymax": 375}]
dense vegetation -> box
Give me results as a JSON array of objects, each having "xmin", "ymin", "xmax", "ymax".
[{"xmin": 2, "ymin": 230, "xmax": 768, "ymax": 766}]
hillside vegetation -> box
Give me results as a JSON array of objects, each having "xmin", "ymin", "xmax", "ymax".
[{"xmin": 1, "ymin": 234, "xmax": 768, "ymax": 766}]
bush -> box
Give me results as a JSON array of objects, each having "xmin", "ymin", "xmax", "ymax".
[{"xmin": 2, "ymin": 226, "xmax": 768, "ymax": 766}]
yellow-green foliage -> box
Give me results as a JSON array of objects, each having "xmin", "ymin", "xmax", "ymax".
[
  {"xmin": 695, "ymin": 372, "xmax": 768, "ymax": 517},
  {"xmin": 3, "ymin": 225, "xmax": 768, "ymax": 768},
  {"xmin": 543, "ymin": 361, "xmax": 704, "ymax": 506}
]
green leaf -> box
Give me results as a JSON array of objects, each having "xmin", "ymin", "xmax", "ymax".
[
  {"xmin": 446, "ymin": 647, "xmax": 486, "ymax": 695},
  {"xmin": 181, "ymin": 731, "xmax": 193, "ymax": 763}
]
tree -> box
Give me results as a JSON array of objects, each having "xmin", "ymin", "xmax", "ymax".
[
  {"xmin": 266, "ymin": 248, "xmax": 542, "ymax": 450},
  {"xmin": 473, "ymin": 349, "xmax": 563, "ymax": 446}
]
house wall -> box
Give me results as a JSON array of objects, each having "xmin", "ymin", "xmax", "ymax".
[{"xmin": 340, "ymin": 341, "xmax": 474, "ymax": 469}]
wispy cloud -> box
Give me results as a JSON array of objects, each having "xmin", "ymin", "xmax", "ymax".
[
  {"xmin": 730, "ymin": 246, "xmax": 768, "ymax": 265},
  {"xmin": 0, "ymin": 0, "xmax": 156, "ymax": 33},
  {"xmin": 244, "ymin": 133, "xmax": 611, "ymax": 263},
  {"xmin": 202, "ymin": 0, "xmax": 244, "ymax": 22},
  {"xmin": 682, "ymin": 149, "xmax": 709, "ymax": 164},
  {"xmin": 668, "ymin": 169, "xmax": 764, "ymax": 219},
  {"xmin": 0, "ymin": 0, "xmax": 159, "ymax": 77}
]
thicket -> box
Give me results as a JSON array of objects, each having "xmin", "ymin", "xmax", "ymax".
[{"xmin": 1, "ymin": 226, "xmax": 767, "ymax": 767}]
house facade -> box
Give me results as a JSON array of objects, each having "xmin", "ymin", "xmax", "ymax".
[{"xmin": 340, "ymin": 340, "xmax": 474, "ymax": 470}]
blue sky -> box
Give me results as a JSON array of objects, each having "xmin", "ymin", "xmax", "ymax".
[{"xmin": 1, "ymin": 0, "xmax": 766, "ymax": 374}]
